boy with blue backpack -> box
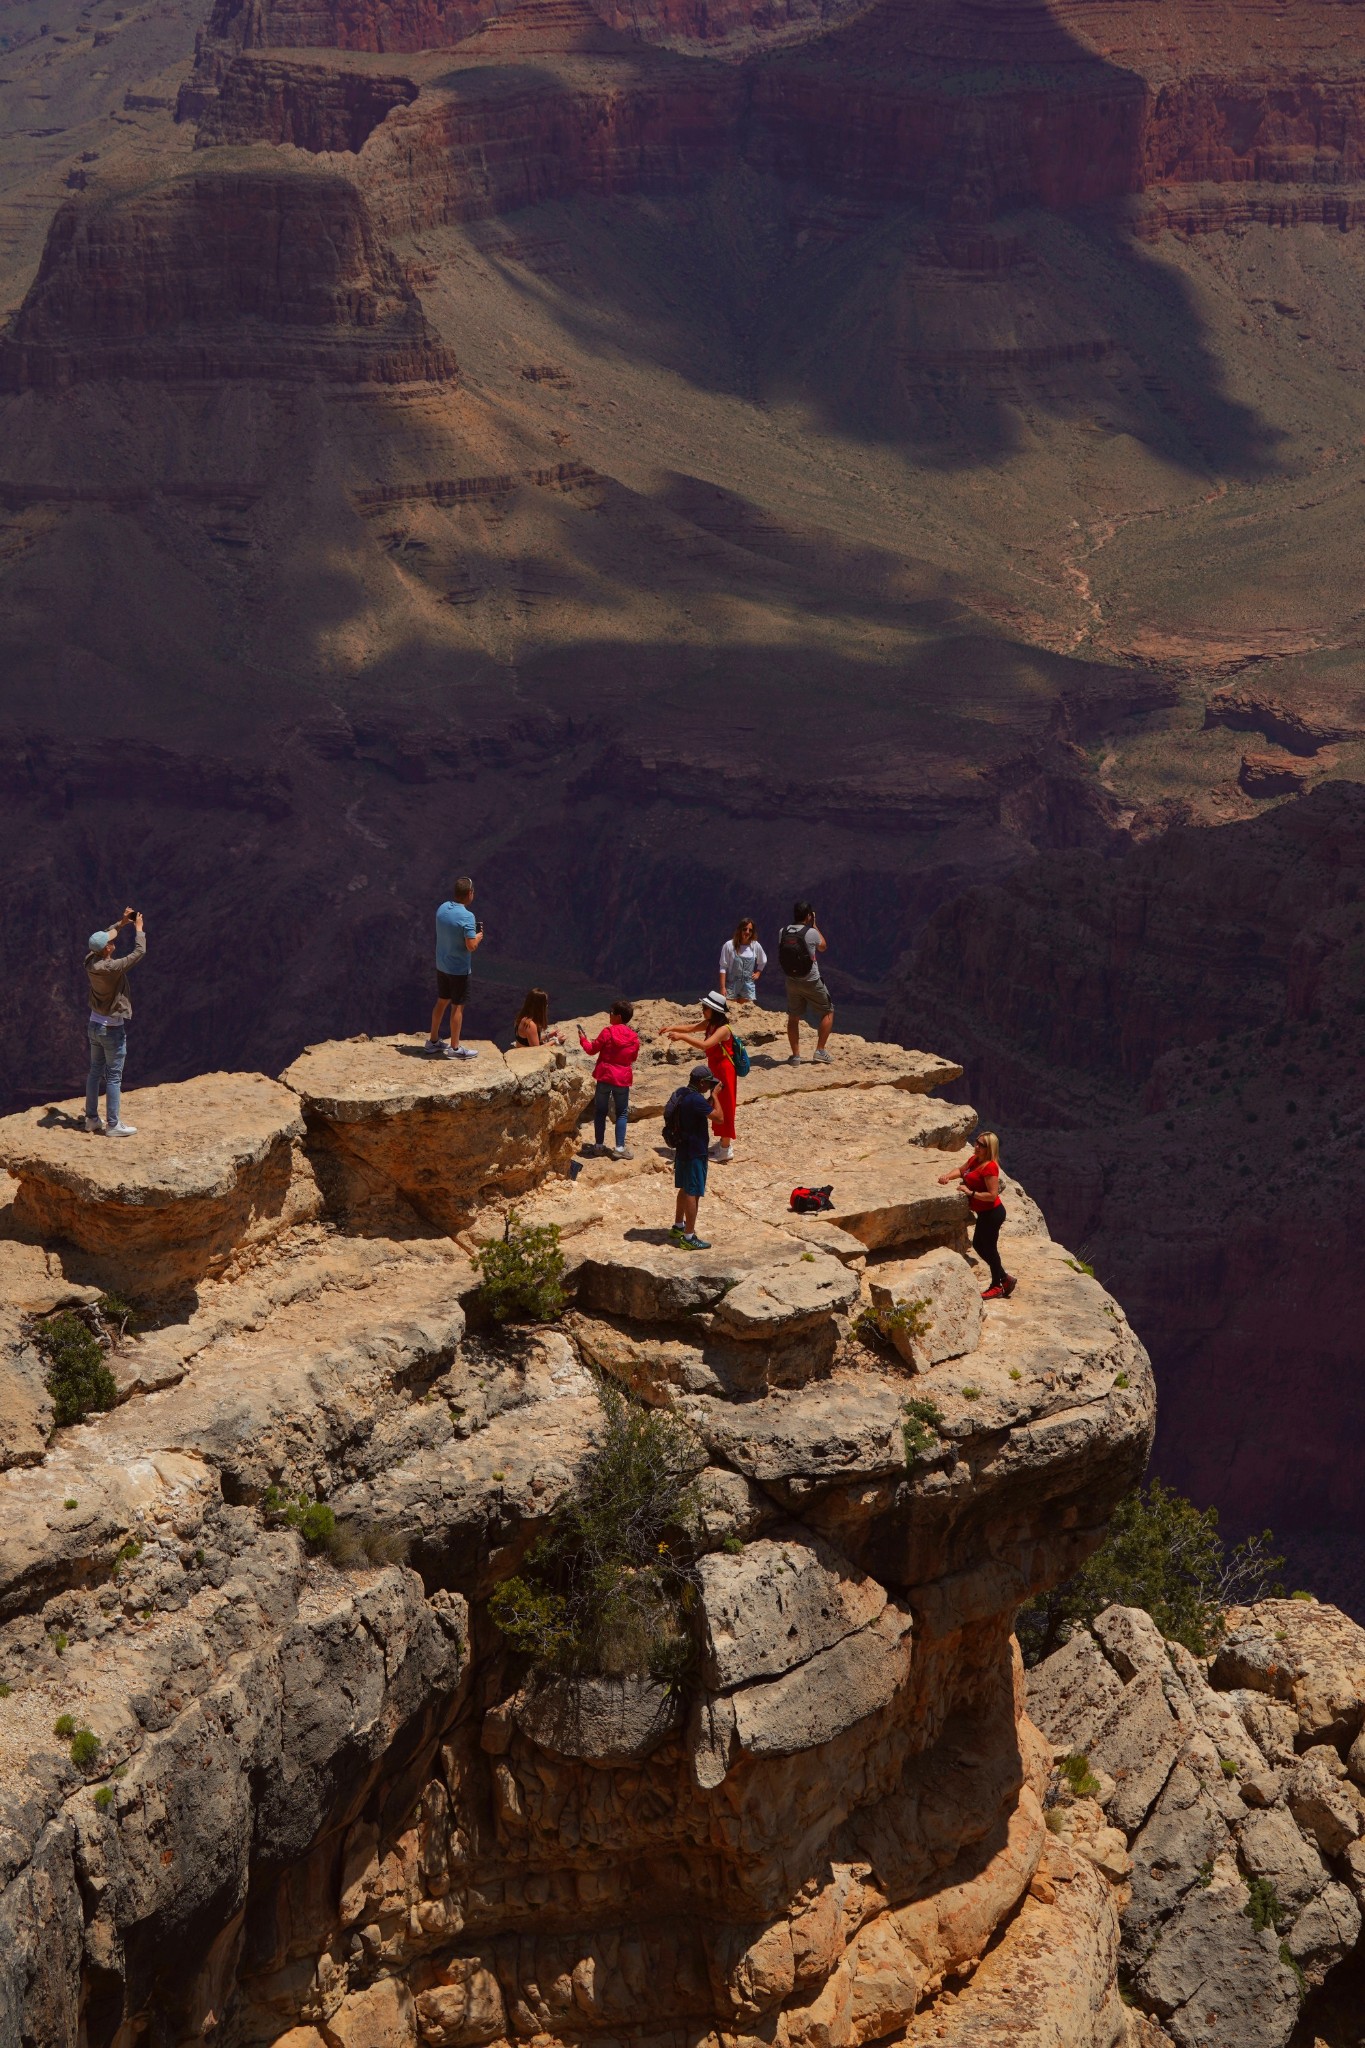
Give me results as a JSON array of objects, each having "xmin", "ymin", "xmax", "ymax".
[{"xmin": 663, "ymin": 1065, "xmax": 720, "ymax": 1249}]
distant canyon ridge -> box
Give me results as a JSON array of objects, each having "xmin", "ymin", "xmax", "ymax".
[{"xmin": 3, "ymin": 0, "xmax": 1365, "ymax": 1601}]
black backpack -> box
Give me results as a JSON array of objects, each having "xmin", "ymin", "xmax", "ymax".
[
  {"xmin": 778, "ymin": 922, "xmax": 812, "ymax": 976},
  {"xmin": 662, "ymin": 1086, "xmax": 690, "ymax": 1150}
]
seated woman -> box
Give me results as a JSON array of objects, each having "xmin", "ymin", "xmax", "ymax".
[
  {"xmin": 939, "ymin": 1132, "xmax": 1016, "ymax": 1300},
  {"xmin": 662, "ymin": 993, "xmax": 738, "ymax": 1163},
  {"xmin": 512, "ymin": 988, "xmax": 563, "ymax": 1049}
]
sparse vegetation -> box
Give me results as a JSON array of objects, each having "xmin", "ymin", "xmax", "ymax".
[
  {"xmin": 262, "ymin": 1488, "xmax": 405, "ymax": 1566},
  {"xmin": 53, "ymin": 1713, "xmax": 76, "ymax": 1738},
  {"xmin": 1009, "ymin": 1368, "xmax": 1022, "ymax": 1381},
  {"xmin": 854, "ymin": 1297, "xmax": 930, "ymax": 1356},
  {"xmin": 902, "ymin": 1396, "xmax": 945, "ymax": 1463},
  {"xmin": 1220, "ymin": 1756, "xmax": 1238, "ymax": 1779},
  {"xmin": 721, "ymin": 1535, "xmax": 744, "ymax": 1555},
  {"xmin": 51, "ymin": 1632, "xmax": 68, "ymax": 1656},
  {"xmin": 1064, "ymin": 1257, "xmax": 1095, "ymax": 1278},
  {"xmin": 1017, "ymin": 1479, "xmax": 1285, "ymax": 1665},
  {"xmin": 488, "ymin": 1380, "xmax": 704, "ymax": 1682},
  {"xmin": 474, "ymin": 1211, "xmax": 566, "ymax": 1324},
  {"xmin": 63, "ymin": 1498, "xmax": 78, "ymax": 1510},
  {"xmin": 1196, "ymin": 1859, "xmax": 1214, "ymax": 1889},
  {"xmin": 33, "ymin": 1311, "xmax": 118, "ymax": 1427},
  {"xmin": 1113, "ymin": 1373, "xmax": 1130, "ymax": 1390},
  {"xmin": 1059, "ymin": 1752, "xmax": 1102, "ymax": 1799},
  {"xmin": 1279, "ymin": 1942, "xmax": 1306, "ymax": 1998},
  {"xmin": 961, "ymin": 1384, "xmax": 981, "ymax": 1401},
  {"xmin": 1244, "ymin": 1876, "xmax": 1286, "ymax": 1934},
  {"xmin": 69, "ymin": 1728, "xmax": 100, "ymax": 1771},
  {"xmin": 0, "ymin": 1683, "xmax": 12, "ymax": 1700},
  {"xmin": 93, "ymin": 1786, "xmax": 115, "ymax": 1812}
]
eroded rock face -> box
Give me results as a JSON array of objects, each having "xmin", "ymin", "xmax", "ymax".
[
  {"xmin": 0, "ymin": 1028, "xmax": 1153, "ymax": 2046},
  {"xmin": 1029, "ymin": 1597, "xmax": 1365, "ymax": 2044}
]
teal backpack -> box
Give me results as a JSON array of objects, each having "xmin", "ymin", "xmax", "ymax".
[{"xmin": 730, "ymin": 1034, "xmax": 751, "ymax": 1078}]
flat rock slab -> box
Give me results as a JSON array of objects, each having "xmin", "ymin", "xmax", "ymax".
[
  {"xmin": 0, "ymin": 1075, "xmax": 320, "ymax": 1296},
  {"xmin": 728, "ymin": 1600, "xmax": 913, "ymax": 1757},
  {"xmin": 281, "ymin": 1036, "xmax": 593, "ymax": 1235},
  {"xmin": 563, "ymin": 1003, "xmax": 961, "ymax": 1122},
  {"xmin": 868, "ymin": 1246, "xmax": 981, "ymax": 1368}
]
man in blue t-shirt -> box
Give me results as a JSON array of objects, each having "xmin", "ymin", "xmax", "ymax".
[{"xmin": 427, "ymin": 876, "xmax": 483, "ymax": 1059}]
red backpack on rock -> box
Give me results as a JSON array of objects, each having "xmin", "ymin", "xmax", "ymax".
[{"xmin": 789, "ymin": 1185, "xmax": 834, "ymax": 1213}]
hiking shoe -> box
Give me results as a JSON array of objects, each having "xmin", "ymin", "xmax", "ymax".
[
  {"xmin": 679, "ymin": 1232, "xmax": 711, "ymax": 1251},
  {"xmin": 107, "ymin": 1122, "xmax": 138, "ymax": 1138},
  {"xmin": 812, "ymin": 1048, "xmax": 833, "ymax": 1064},
  {"xmin": 612, "ymin": 1147, "xmax": 633, "ymax": 1161},
  {"xmin": 84, "ymin": 1116, "xmax": 105, "ymax": 1134},
  {"xmin": 1002, "ymin": 1275, "xmax": 1018, "ymax": 1298},
  {"xmin": 449, "ymin": 1046, "xmax": 478, "ymax": 1060},
  {"xmin": 668, "ymin": 1225, "xmax": 689, "ymax": 1247},
  {"xmin": 786, "ymin": 1053, "xmax": 802, "ymax": 1065},
  {"xmin": 981, "ymin": 1284, "xmax": 1006, "ymax": 1300},
  {"xmin": 423, "ymin": 1040, "xmax": 445, "ymax": 1056}
]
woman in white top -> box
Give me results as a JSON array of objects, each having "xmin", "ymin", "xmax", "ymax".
[{"xmin": 719, "ymin": 918, "xmax": 767, "ymax": 1005}]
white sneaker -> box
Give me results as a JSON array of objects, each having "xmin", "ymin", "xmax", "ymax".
[
  {"xmin": 715, "ymin": 1145, "xmax": 734, "ymax": 1163},
  {"xmin": 450, "ymin": 1046, "xmax": 479, "ymax": 1060},
  {"xmin": 84, "ymin": 1116, "xmax": 106, "ymax": 1134},
  {"xmin": 107, "ymin": 1122, "xmax": 137, "ymax": 1137},
  {"xmin": 613, "ymin": 1147, "xmax": 633, "ymax": 1161},
  {"xmin": 813, "ymin": 1049, "xmax": 833, "ymax": 1065}
]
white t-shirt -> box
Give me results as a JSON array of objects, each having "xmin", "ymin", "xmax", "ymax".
[{"xmin": 720, "ymin": 938, "xmax": 767, "ymax": 982}]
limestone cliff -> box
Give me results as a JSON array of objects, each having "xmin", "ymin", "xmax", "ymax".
[{"xmin": 0, "ymin": 1014, "xmax": 1155, "ymax": 2046}]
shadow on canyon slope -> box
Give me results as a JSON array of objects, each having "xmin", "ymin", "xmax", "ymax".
[{"xmin": 883, "ymin": 780, "xmax": 1365, "ymax": 1618}]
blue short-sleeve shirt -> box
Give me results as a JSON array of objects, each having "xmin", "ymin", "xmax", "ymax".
[{"xmin": 436, "ymin": 900, "xmax": 477, "ymax": 975}]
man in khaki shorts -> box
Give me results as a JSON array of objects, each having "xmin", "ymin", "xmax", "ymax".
[{"xmin": 777, "ymin": 901, "xmax": 834, "ymax": 1064}]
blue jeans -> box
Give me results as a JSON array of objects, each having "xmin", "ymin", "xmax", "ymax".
[
  {"xmin": 86, "ymin": 1020, "xmax": 127, "ymax": 1125},
  {"xmin": 593, "ymin": 1081, "xmax": 630, "ymax": 1150}
]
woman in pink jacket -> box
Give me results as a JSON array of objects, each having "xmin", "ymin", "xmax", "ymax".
[{"xmin": 579, "ymin": 1000, "xmax": 641, "ymax": 1159}]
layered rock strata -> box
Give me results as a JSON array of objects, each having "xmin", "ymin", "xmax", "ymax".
[
  {"xmin": 1028, "ymin": 1597, "xmax": 1365, "ymax": 2046},
  {"xmin": 0, "ymin": 1024, "xmax": 1154, "ymax": 2045}
]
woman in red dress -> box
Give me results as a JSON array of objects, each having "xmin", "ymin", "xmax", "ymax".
[
  {"xmin": 939, "ymin": 1132, "xmax": 1016, "ymax": 1299},
  {"xmin": 662, "ymin": 993, "xmax": 738, "ymax": 1162}
]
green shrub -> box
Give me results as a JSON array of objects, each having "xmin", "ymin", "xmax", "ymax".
[
  {"xmin": 1291, "ymin": 1589, "xmax": 1315, "ymax": 1602},
  {"xmin": 902, "ymin": 1397, "xmax": 945, "ymax": 1464},
  {"xmin": 93, "ymin": 1786, "xmax": 115, "ymax": 1812},
  {"xmin": 1220, "ymin": 1756, "xmax": 1238, "ymax": 1779},
  {"xmin": 1017, "ymin": 1479, "xmax": 1285, "ymax": 1665},
  {"xmin": 51, "ymin": 1633, "xmax": 68, "ymax": 1656},
  {"xmin": 474, "ymin": 1212, "xmax": 566, "ymax": 1323},
  {"xmin": 69, "ymin": 1728, "xmax": 100, "ymax": 1771},
  {"xmin": 854, "ymin": 1298, "xmax": 929, "ymax": 1356},
  {"xmin": 34, "ymin": 1312, "xmax": 118, "ymax": 1428},
  {"xmin": 1279, "ymin": 1942, "xmax": 1306, "ymax": 1998},
  {"xmin": 1064, "ymin": 1257, "xmax": 1095, "ymax": 1278},
  {"xmin": 53, "ymin": 1713, "xmax": 76, "ymax": 1738},
  {"xmin": 1009, "ymin": 1368, "xmax": 1022, "ymax": 1382},
  {"xmin": 488, "ymin": 1380, "xmax": 703, "ymax": 1681},
  {"xmin": 1113, "ymin": 1373, "xmax": 1131, "ymax": 1390},
  {"xmin": 1059, "ymin": 1752, "xmax": 1101, "ymax": 1798},
  {"xmin": 1196, "ymin": 1859, "xmax": 1214, "ymax": 1889},
  {"xmin": 721, "ymin": 1535, "xmax": 744, "ymax": 1555},
  {"xmin": 296, "ymin": 1502, "xmax": 335, "ymax": 1550},
  {"xmin": 1244, "ymin": 1876, "xmax": 1285, "ymax": 1934},
  {"xmin": 95, "ymin": 1293, "xmax": 141, "ymax": 1339},
  {"xmin": 0, "ymin": 1683, "xmax": 12, "ymax": 1700},
  {"xmin": 961, "ymin": 1385, "xmax": 981, "ymax": 1401},
  {"xmin": 63, "ymin": 1498, "xmax": 78, "ymax": 1511}
]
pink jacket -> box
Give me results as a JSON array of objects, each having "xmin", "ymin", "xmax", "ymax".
[{"xmin": 579, "ymin": 1022, "xmax": 640, "ymax": 1090}]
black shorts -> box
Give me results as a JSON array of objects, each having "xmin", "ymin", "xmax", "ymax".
[{"xmin": 436, "ymin": 971, "xmax": 470, "ymax": 1003}]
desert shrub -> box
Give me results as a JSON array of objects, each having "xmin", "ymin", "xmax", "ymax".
[
  {"xmin": 263, "ymin": 1487, "xmax": 407, "ymax": 1568},
  {"xmin": 93, "ymin": 1786, "xmax": 115, "ymax": 1812},
  {"xmin": 34, "ymin": 1312, "xmax": 118, "ymax": 1427},
  {"xmin": 1059, "ymin": 1752, "xmax": 1101, "ymax": 1798},
  {"xmin": 488, "ymin": 1380, "xmax": 704, "ymax": 1681},
  {"xmin": 69, "ymin": 1728, "xmax": 100, "ymax": 1771},
  {"xmin": 0, "ymin": 1684, "xmax": 12, "ymax": 1700},
  {"xmin": 853, "ymin": 1297, "xmax": 929, "ymax": 1356},
  {"xmin": 902, "ymin": 1397, "xmax": 945, "ymax": 1464},
  {"xmin": 1244, "ymin": 1876, "xmax": 1286, "ymax": 1934},
  {"xmin": 474, "ymin": 1212, "xmax": 566, "ymax": 1324},
  {"xmin": 53, "ymin": 1713, "xmax": 76, "ymax": 1738},
  {"xmin": 1017, "ymin": 1479, "xmax": 1285, "ymax": 1665}
]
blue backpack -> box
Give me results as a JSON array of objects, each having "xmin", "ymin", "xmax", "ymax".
[{"xmin": 730, "ymin": 1034, "xmax": 751, "ymax": 1079}]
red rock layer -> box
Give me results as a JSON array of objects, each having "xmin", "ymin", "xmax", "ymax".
[
  {"xmin": 0, "ymin": 171, "xmax": 457, "ymax": 388},
  {"xmin": 194, "ymin": 56, "xmax": 419, "ymax": 150}
]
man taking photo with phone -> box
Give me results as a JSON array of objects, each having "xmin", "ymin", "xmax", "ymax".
[
  {"xmin": 84, "ymin": 907, "xmax": 146, "ymax": 1135},
  {"xmin": 427, "ymin": 876, "xmax": 483, "ymax": 1059}
]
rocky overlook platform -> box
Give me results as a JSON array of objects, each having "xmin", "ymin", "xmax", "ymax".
[{"xmin": 0, "ymin": 1019, "xmax": 1164, "ymax": 2044}]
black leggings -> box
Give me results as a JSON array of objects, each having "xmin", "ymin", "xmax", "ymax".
[{"xmin": 972, "ymin": 1203, "xmax": 1007, "ymax": 1288}]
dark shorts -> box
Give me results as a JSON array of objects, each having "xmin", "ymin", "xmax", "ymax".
[
  {"xmin": 786, "ymin": 975, "xmax": 833, "ymax": 1021},
  {"xmin": 674, "ymin": 1155, "xmax": 708, "ymax": 1198},
  {"xmin": 436, "ymin": 971, "xmax": 470, "ymax": 1003}
]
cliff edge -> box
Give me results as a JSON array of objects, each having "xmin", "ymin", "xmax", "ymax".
[{"xmin": 0, "ymin": 1013, "xmax": 1158, "ymax": 2046}]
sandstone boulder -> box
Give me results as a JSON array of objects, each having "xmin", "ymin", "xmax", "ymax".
[
  {"xmin": 1222, "ymin": 1598, "xmax": 1365, "ymax": 1747},
  {"xmin": 514, "ymin": 1675, "xmax": 683, "ymax": 1760},
  {"xmin": 1026, "ymin": 1628, "xmax": 1125, "ymax": 1756},
  {"xmin": 280, "ymin": 1036, "xmax": 591, "ymax": 1234},
  {"xmin": 696, "ymin": 1527, "xmax": 885, "ymax": 1689},
  {"xmin": 0, "ymin": 1075, "xmax": 321, "ymax": 1295},
  {"xmin": 867, "ymin": 1246, "xmax": 981, "ymax": 1370},
  {"xmin": 729, "ymin": 1602, "xmax": 913, "ymax": 1757},
  {"xmin": 1284, "ymin": 1879, "xmax": 1361, "ymax": 1986},
  {"xmin": 1134, "ymin": 1876, "xmax": 1299, "ymax": 2048},
  {"xmin": 1088, "ymin": 1664, "xmax": 1183, "ymax": 1833},
  {"xmin": 712, "ymin": 1255, "xmax": 859, "ymax": 1339},
  {"xmin": 1235, "ymin": 1803, "xmax": 1330, "ymax": 1916},
  {"xmin": 1284, "ymin": 1744, "xmax": 1362, "ymax": 1854},
  {"xmin": 1093, "ymin": 1603, "xmax": 1169, "ymax": 1681},
  {"xmin": 1123, "ymin": 1763, "xmax": 1229, "ymax": 1958}
]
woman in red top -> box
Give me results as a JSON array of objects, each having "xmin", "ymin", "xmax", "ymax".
[
  {"xmin": 578, "ymin": 1000, "xmax": 641, "ymax": 1158},
  {"xmin": 939, "ymin": 1132, "xmax": 1016, "ymax": 1299},
  {"xmin": 662, "ymin": 993, "xmax": 738, "ymax": 1162}
]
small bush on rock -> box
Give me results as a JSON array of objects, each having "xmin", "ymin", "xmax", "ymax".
[
  {"xmin": 1017, "ymin": 1478, "xmax": 1284, "ymax": 1665},
  {"xmin": 34, "ymin": 1312, "xmax": 118, "ymax": 1427},
  {"xmin": 93, "ymin": 1786, "xmax": 115, "ymax": 1812},
  {"xmin": 901, "ymin": 1397, "xmax": 944, "ymax": 1464},
  {"xmin": 489, "ymin": 1380, "xmax": 704, "ymax": 1682},
  {"xmin": 1059, "ymin": 1752, "xmax": 1101, "ymax": 1799},
  {"xmin": 1244, "ymin": 1876, "xmax": 1286, "ymax": 1934},
  {"xmin": 53, "ymin": 1714, "xmax": 76, "ymax": 1738},
  {"xmin": 69, "ymin": 1728, "xmax": 100, "ymax": 1771},
  {"xmin": 853, "ymin": 1298, "xmax": 929, "ymax": 1356},
  {"xmin": 474, "ymin": 1212, "xmax": 566, "ymax": 1324}
]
